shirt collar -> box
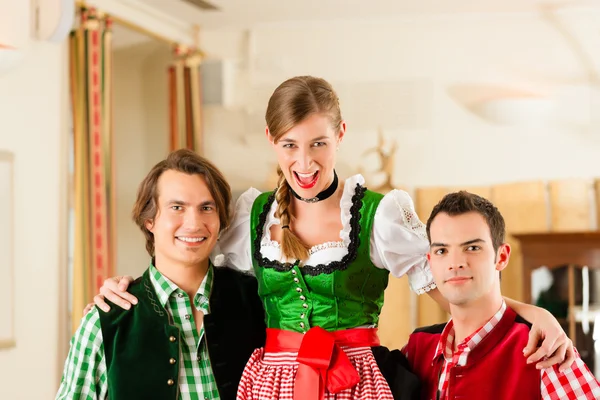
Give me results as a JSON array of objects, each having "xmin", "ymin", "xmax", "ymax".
[
  {"xmin": 148, "ymin": 262, "xmax": 213, "ymax": 309},
  {"xmin": 432, "ymin": 300, "xmax": 507, "ymax": 364}
]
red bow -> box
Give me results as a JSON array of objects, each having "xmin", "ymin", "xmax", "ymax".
[{"xmin": 264, "ymin": 327, "xmax": 380, "ymax": 400}]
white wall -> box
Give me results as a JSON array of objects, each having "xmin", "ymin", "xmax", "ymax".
[
  {"xmin": 0, "ymin": 34, "xmax": 69, "ymax": 400},
  {"xmin": 198, "ymin": 7, "xmax": 600, "ymax": 193},
  {"xmin": 113, "ymin": 42, "xmax": 170, "ymax": 279}
]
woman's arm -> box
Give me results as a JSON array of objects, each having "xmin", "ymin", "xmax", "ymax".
[{"xmin": 426, "ymin": 289, "xmax": 575, "ymax": 372}]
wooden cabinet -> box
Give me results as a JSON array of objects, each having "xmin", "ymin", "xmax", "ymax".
[{"xmin": 514, "ymin": 231, "xmax": 600, "ymax": 348}]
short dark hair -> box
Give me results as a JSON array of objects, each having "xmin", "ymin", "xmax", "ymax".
[
  {"xmin": 132, "ymin": 149, "xmax": 232, "ymax": 256},
  {"xmin": 426, "ymin": 191, "xmax": 506, "ymax": 252}
]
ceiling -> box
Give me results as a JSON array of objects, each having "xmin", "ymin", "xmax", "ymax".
[
  {"xmin": 139, "ymin": 0, "xmax": 596, "ymax": 29},
  {"xmin": 110, "ymin": 0, "xmax": 599, "ymax": 50},
  {"xmin": 111, "ymin": 23, "xmax": 154, "ymax": 49}
]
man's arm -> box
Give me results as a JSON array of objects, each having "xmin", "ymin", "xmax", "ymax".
[
  {"xmin": 55, "ymin": 308, "xmax": 108, "ymax": 400},
  {"xmin": 540, "ymin": 348, "xmax": 600, "ymax": 399}
]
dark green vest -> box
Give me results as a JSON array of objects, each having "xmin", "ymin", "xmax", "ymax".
[
  {"xmin": 250, "ymin": 184, "xmax": 390, "ymax": 333},
  {"xmin": 98, "ymin": 266, "xmax": 266, "ymax": 400},
  {"xmin": 98, "ymin": 269, "xmax": 181, "ymax": 399}
]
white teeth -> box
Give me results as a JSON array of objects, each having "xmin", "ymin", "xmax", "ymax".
[
  {"xmin": 178, "ymin": 237, "xmax": 206, "ymax": 243},
  {"xmin": 296, "ymin": 171, "xmax": 317, "ymax": 178}
]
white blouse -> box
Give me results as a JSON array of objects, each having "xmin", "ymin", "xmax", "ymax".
[{"xmin": 210, "ymin": 175, "xmax": 436, "ymax": 295}]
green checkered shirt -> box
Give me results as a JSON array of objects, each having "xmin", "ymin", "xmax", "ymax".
[{"xmin": 56, "ymin": 264, "xmax": 220, "ymax": 400}]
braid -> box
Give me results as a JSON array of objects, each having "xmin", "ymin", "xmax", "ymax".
[{"xmin": 275, "ymin": 167, "xmax": 310, "ymax": 261}]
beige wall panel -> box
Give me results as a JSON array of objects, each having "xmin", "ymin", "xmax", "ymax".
[
  {"xmin": 548, "ymin": 179, "xmax": 591, "ymax": 232},
  {"xmin": 491, "ymin": 181, "xmax": 548, "ymax": 234},
  {"xmin": 415, "ymin": 187, "xmax": 450, "ymax": 224},
  {"xmin": 502, "ymin": 234, "xmax": 525, "ymax": 302},
  {"xmin": 492, "ymin": 181, "xmax": 548, "ymax": 303},
  {"xmin": 378, "ymin": 275, "xmax": 412, "ymax": 350}
]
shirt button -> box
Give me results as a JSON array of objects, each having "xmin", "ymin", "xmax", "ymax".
[
  {"xmin": 169, "ymin": 336, "xmax": 177, "ymax": 342},
  {"xmin": 300, "ymin": 313, "xmax": 305, "ymax": 319},
  {"xmin": 178, "ymin": 293, "xmax": 184, "ymax": 298},
  {"xmin": 169, "ymin": 358, "xmax": 176, "ymax": 364},
  {"xmin": 300, "ymin": 322, "xmax": 305, "ymax": 328},
  {"xmin": 185, "ymin": 314, "xmax": 191, "ymax": 320},
  {"xmin": 167, "ymin": 379, "xmax": 174, "ymax": 386},
  {"xmin": 300, "ymin": 295, "xmax": 306, "ymax": 301},
  {"xmin": 291, "ymin": 269, "xmax": 297, "ymax": 275},
  {"xmin": 296, "ymin": 287, "xmax": 302, "ymax": 293},
  {"xmin": 302, "ymin": 303, "xmax": 308, "ymax": 308},
  {"xmin": 293, "ymin": 277, "xmax": 299, "ymax": 283}
]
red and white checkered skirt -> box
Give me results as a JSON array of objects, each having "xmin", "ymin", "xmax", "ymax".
[{"xmin": 236, "ymin": 346, "xmax": 395, "ymax": 400}]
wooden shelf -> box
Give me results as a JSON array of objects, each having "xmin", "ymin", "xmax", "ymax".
[{"xmin": 513, "ymin": 231, "xmax": 600, "ymax": 347}]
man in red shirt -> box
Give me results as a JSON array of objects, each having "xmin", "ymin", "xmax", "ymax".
[{"xmin": 402, "ymin": 191, "xmax": 599, "ymax": 400}]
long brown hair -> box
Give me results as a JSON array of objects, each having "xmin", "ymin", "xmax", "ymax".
[
  {"xmin": 132, "ymin": 149, "xmax": 232, "ymax": 256},
  {"xmin": 266, "ymin": 76, "xmax": 343, "ymax": 261}
]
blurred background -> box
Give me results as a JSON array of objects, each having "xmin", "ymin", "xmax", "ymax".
[{"xmin": 1, "ymin": 0, "xmax": 599, "ymax": 397}]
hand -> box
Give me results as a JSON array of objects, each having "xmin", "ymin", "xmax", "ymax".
[
  {"xmin": 83, "ymin": 302, "xmax": 94, "ymax": 315},
  {"xmin": 92, "ymin": 276, "xmax": 137, "ymax": 312},
  {"xmin": 523, "ymin": 309, "xmax": 576, "ymax": 372}
]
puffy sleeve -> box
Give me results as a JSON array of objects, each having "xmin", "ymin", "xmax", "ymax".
[
  {"xmin": 210, "ymin": 188, "xmax": 261, "ymax": 274},
  {"xmin": 370, "ymin": 189, "xmax": 436, "ymax": 294}
]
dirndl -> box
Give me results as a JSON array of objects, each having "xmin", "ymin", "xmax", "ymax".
[{"xmin": 236, "ymin": 327, "xmax": 395, "ymax": 400}]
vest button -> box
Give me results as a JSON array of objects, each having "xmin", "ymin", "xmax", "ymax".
[
  {"xmin": 169, "ymin": 358, "xmax": 176, "ymax": 364},
  {"xmin": 169, "ymin": 336, "xmax": 177, "ymax": 342},
  {"xmin": 167, "ymin": 379, "xmax": 174, "ymax": 386}
]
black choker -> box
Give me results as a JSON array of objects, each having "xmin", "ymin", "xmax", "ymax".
[{"xmin": 290, "ymin": 171, "xmax": 339, "ymax": 203}]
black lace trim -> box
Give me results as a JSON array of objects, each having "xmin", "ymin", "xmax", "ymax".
[{"xmin": 252, "ymin": 183, "xmax": 366, "ymax": 276}]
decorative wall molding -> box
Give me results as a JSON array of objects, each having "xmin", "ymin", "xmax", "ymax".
[
  {"xmin": 0, "ymin": 151, "xmax": 15, "ymax": 350},
  {"xmin": 80, "ymin": 0, "xmax": 197, "ymax": 47}
]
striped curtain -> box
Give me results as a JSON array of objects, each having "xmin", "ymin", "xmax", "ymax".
[
  {"xmin": 68, "ymin": 8, "xmax": 115, "ymax": 333},
  {"xmin": 168, "ymin": 45, "xmax": 203, "ymax": 153}
]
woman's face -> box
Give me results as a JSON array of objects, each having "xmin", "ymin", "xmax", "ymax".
[{"xmin": 268, "ymin": 113, "xmax": 345, "ymax": 199}]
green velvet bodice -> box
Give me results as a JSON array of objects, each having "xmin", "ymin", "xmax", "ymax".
[{"xmin": 250, "ymin": 184, "xmax": 390, "ymax": 333}]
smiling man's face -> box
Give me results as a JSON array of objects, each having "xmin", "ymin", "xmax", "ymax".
[{"xmin": 146, "ymin": 170, "xmax": 220, "ymax": 270}]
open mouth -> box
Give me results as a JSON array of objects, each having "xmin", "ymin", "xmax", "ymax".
[{"xmin": 293, "ymin": 170, "xmax": 319, "ymax": 189}]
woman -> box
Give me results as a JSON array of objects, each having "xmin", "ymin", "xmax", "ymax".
[{"xmin": 92, "ymin": 76, "xmax": 573, "ymax": 399}]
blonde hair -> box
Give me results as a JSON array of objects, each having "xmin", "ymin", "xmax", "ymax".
[{"xmin": 265, "ymin": 76, "xmax": 342, "ymax": 261}]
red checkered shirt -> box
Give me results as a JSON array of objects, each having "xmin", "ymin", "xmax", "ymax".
[{"xmin": 434, "ymin": 301, "xmax": 600, "ymax": 400}]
